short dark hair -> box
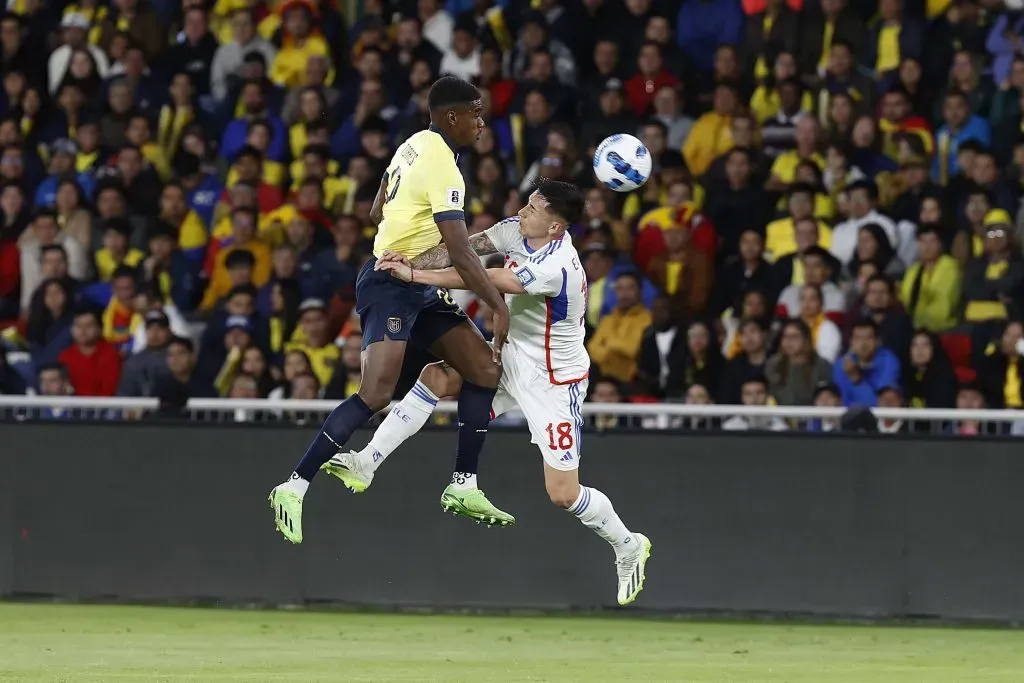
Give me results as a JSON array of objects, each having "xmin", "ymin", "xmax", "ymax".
[
  {"xmin": 110, "ymin": 265, "xmax": 137, "ymax": 286},
  {"xmin": 303, "ymin": 144, "xmax": 330, "ymax": 161},
  {"xmin": 39, "ymin": 243, "xmax": 67, "ymax": 260},
  {"xmin": 236, "ymin": 144, "xmax": 263, "ymax": 162},
  {"xmin": 32, "ymin": 207, "xmax": 58, "ymax": 223},
  {"xmin": 102, "ymin": 216, "xmax": 132, "ymax": 237},
  {"xmin": 231, "ymin": 205, "xmax": 258, "ymax": 223},
  {"xmin": 72, "ymin": 308, "xmax": 101, "ymax": 325},
  {"xmin": 535, "ymin": 179, "xmax": 584, "ymax": 226},
  {"xmin": 957, "ymin": 139, "xmax": 986, "ymax": 156},
  {"xmin": 788, "ymin": 182, "xmax": 816, "ymax": 199},
  {"xmin": 225, "ymin": 249, "xmax": 256, "ymax": 270},
  {"xmin": 802, "ymin": 245, "xmax": 831, "ymax": 263},
  {"xmin": 227, "ymin": 283, "xmax": 259, "ymax": 299},
  {"xmin": 852, "ymin": 318, "xmax": 879, "ymax": 336},
  {"xmin": 916, "ymin": 222, "xmax": 942, "ymax": 239},
  {"xmin": 614, "ymin": 270, "xmax": 642, "ymax": 289},
  {"xmin": 37, "ymin": 362, "xmax": 67, "ymax": 379},
  {"xmin": 247, "ymin": 117, "xmax": 274, "ymax": 140},
  {"xmin": 428, "ymin": 76, "xmax": 480, "ymax": 111},
  {"xmin": 167, "ymin": 336, "xmax": 194, "ymax": 353},
  {"xmin": 742, "ymin": 374, "xmax": 768, "ymax": 390},
  {"xmin": 865, "ymin": 273, "xmax": 894, "ymax": 292}
]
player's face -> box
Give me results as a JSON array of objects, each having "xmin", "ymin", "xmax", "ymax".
[
  {"xmin": 450, "ymin": 99, "xmax": 485, "ymax": 146},
  {"xmin": 517, "ymin": 191, "xmax": 561, "ymax": 239}
]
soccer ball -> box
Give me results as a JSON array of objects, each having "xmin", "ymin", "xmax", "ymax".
[{"xmin": 592, "ymin": 134, "xmax": 652, "ymax": 192}]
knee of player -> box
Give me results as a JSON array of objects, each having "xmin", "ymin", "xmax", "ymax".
[
  {"xmin": 545, "ymin": 477, "xmax": 579, "ymax": 510},
  {"xmin": 419, "ymin": 362, "xmax": 461, "ymax": 397},
  {"xmin": 467, "ymin": 358, "xmax": 500, "ymax": 389},
  {"xmin": 357, "ymin": 386, "xmax": 393, "ymax": 412}
]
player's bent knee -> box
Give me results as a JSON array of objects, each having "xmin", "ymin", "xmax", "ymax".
[
  {"xmin": 465, "ymin": 359, "xmax": 500, "ymax": 389},
  {"xmin": 545, "ymin": 474, "xmax": 580, "ymax": 510},
  {"xmin": 419, "ymin": 362, "xmax": 462, "ymax": 397}
]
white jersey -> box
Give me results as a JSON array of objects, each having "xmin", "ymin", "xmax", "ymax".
[{"xmin": 483, "ymin": 217, "xmax": 590, "ymax": 385}]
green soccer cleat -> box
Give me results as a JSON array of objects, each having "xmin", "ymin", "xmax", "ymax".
[
  {"xmin": 268, "ymin": 485, "xmax": 304, "ymax": 544},
  {"xmin": 616, "ymin": 533, "xmax": 652, "ymax": 606},
  {"xmin": 440, "ymin": 485, "xmax": 515, "ymax": 527},
  {"xmin": 321, "ymin": 451, "xmax": 373, "ymax": 493}
]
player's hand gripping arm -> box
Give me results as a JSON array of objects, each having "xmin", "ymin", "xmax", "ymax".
[
  {"xmin": 379, "ymin": 261, "xmax": 527, "ymax": 294},
  {"xmin": 375, "ymin": 231, "xmax": 499, "ymax": 270},
  {"xmin": 435, "ymin": 220, "xmax": 509, "ymax": 359}
]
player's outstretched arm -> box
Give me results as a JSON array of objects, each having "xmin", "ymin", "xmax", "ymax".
[
  {"xmin": 381, "ymin": 261, "xmax": 526, "ymax": 294},
  {"xmin": 402, "ymin": 231, "xmax": 498, "ymax": 270}
]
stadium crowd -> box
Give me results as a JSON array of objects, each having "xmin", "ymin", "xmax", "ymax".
[{"xmin": 1, "ymin": 0, "xmax": 1023, "ymax": 431}]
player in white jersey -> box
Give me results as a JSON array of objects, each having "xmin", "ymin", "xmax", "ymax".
[{"xmin": 321, "ymin": 180, "xmax": 652, "ymax": 605}]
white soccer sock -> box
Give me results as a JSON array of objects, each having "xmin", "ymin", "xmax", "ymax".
[
  {"xmin": 280, "ymin": 474, "xmax": 309, "ymax": 497},
  {"xmin": 449, "ymin": 472, "xmax": 478, "ymax": 490},
  {"xmin": 358, "ymin": 380, "xmax": 439, "ymax": 473},
  {"xmin": 568, "ymin": 486, "xmax": 634, "ymax": 557}
]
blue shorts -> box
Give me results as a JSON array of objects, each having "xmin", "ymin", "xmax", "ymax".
[{"xmin": 356, "ymin": 256, "xmax": 468, "ymax": 351}]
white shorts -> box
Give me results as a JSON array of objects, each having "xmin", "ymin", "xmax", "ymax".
[{"xmin": 489, "ymin": 341, "xmax": 588, "ymax": 471}]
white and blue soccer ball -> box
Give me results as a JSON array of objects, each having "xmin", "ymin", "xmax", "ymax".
[{"xmin": 593, "ymin": 134, "xmax": 652, "ymax": 192}]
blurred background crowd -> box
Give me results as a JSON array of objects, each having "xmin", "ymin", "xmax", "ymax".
[{"xmin": 1, "ymin": 0, "xmax": 1024, "ymax": 432}]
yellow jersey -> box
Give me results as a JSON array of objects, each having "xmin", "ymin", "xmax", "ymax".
[{"xmin": 374, "ymin": 126, "xmax": 466, "ymax": 260}]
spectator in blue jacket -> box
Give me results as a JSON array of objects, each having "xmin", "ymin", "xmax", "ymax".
[
  {"xmin": 676, "ymin": 0, "xmax": 744, "ymax": 73},
  {"xmin": 220, "ymin": 79, "xmax": 287, "ymax": 163},
  {"xmin": 932, "ymin": 90, "xmax": 990, "ymax": 186},
  {"xmin": 34, "ymin": 139, "xmax": 96, "ymax": 208},
  {"xmin": 834, "ymin": 319, "xmax": 901, "ymax": 407}
]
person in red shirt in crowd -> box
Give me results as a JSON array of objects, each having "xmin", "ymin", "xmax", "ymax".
[
  {"xmin": 58, "ymin": 308, "xmax": 122, "ymax": 396},
  {"xmin": 625, "ymin": 42, "xmax": 680, "ymax": 116},
  {"xmin": 220, "ymin": 146, "xmax": 284, "ymax": 215}
]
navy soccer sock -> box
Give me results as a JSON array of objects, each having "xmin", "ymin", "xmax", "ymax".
[
  {"xmin": 453, "ymin": 381, "xmax": 497, "ymax": 476},
  {"xmin": 293, "ymin": 395, "xmax": 374, "ymax": 481}
]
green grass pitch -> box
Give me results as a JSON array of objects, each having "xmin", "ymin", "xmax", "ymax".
[{"xmin": 2, "ymin": 603, "xmax": 1024, "ymax": 682}]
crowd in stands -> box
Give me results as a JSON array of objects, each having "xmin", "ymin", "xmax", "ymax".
[{"xmin": 1, "ymin": 0, "xmax": 1024, "ymax": 432}]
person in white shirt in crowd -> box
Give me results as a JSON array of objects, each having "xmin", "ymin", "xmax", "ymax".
[
  {"xmin": 209, "ymin": 8, "xmax": 277, "ymax": 103},
  {"xmin": 722, "ymin": 376, "xmax": 789, "ymax": 431},
  {"xmin": 19, "ymin": 209, "xmax": 89, "ymax": 312},
  {"xmin": 650, "ymin": 86, "xmax": 694, "ymax": 151},
  {"xmin": 439, "ymin": 19, "xmax": 480, "ymax": 82},
  {"xmin": 830, "ymin": 179, "xmax": 908, "ymax": 267},
  {"xmin": 776, "ymin": 246, "xmax": 846, "ymax": 320},
  {"xmin": 418, "ymin": 0, "xmax": 454, "ymax": 54},
  {"xmin": 48, "ymin": 13, "xmax": 110, "ymax": 95}
]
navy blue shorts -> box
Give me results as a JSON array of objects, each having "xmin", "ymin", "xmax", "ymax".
[{"xmin": 356, "ymin": 256, "xmax": 468, "ymax": 351}]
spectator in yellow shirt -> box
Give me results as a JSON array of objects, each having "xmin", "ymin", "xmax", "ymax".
[
  {"xmin": 94, "ymin": 217, "xmax": 145, "ymax": 281},
  {"xmin": 682, "ymin": 83, "xmax": 737, "ymax": 176},
  {"xmin": 125, "ymin": 113, "xmax": 171, "ymax": 181},
  {"xmin": 900, "ymin": 223, "xmax": 962, "ymax": 332},
  {"xmin": 766, "ymin": 116, "xmax": 825, "ymax": 191},
  {"xmin": 270, "ymin": 0, "xmax": 331, "ymax": 90},
  {"xmin": 764, "ymin": 184, "xmax": 833, "ymax": 261},
  {"xmin": 200, "ymin": 206, "xmax": 271, "ymax": 311},
  {"xmin": 284, "ymin": 298, "xmax": 340, "ymax": 387},
  {"xmin": 587, "ymin": 272, "xmax": 654, "ymax": 383}
]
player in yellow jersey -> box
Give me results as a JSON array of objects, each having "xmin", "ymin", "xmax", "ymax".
[{"xmin": 269, "ymin": 77, "xmax": 513, "ymax": 543}]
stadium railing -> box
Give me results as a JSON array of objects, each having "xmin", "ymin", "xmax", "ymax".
[{"xmin": 0, "ymin": 396, "xmax": 1022, "ymax": 434}]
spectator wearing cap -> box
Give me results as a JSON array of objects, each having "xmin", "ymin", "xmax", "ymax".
[
  {"xmin": 980, "ymin": 320, "xmax": 1024, "ymax": 409},
  {"xmin": 806, "ymin": 380, "xmax": 842, "ymax": 432},
  {"xmin": 830, "ymin": 179, "xmax": 906, "ymax": 267},
  {"xmin": 221, "ymin": 79, "xmax": 287, "ymax": 164},
  {"xmin": 834, "ymin": 319, "xmax": 901, "ymax": 407},
  {"xmin": 588, "ymin": 271, "xmax": 654, "ymax": 384},
  {"xmin": 683, "ymin": 83, "xmax": 738, "ymax": 177},
  {"xmin": 48, "ymin": 12, "xmax": 110, "ymax": 96},
  {"xmin": 210, "ymin": 9, "xmax": 278, "ymax": 104},
  {"xmin": 440, "ymin": 18, "xmax": 481, "ymax": 82},
  {"xmin": 95, "ymin": 217, "xmax": 144, "ymax": 282},
  {"xmin": 776, "ymin": 246, "xmax": 846, "ymax": 322},
  {"xmin": 933, "ymin": 90, "xmax": 991, "ymax": 187},
  {"xmin": 767, "ymin": 318, "xmax": 835, "ymax": 406},
  {"xmin": 506, "ymin": 11, "xmax": 576, "ymax": 87},
  {"xmin": 624, "ymin": 42, "xmax": 679, "ymax": 117},
  {"xmin": 903, "ymin": 329, "xmax": 957, "ymax": 409},
  {"xmin": 33, "ymin": 139, "xmax": 96, "ymax": 209},
  {"xmin": 19, "ymin": 209, "xmax": 90, "ymax": 312},
  {"xmin": 644, "ymin": 215, "xmax": 713, "ymax": 319},
  {"xmin": 270, "ymin": 0, "xmax": 331, "ymax": 90},
  {"xmin": 58, "ymin": 308, "xmax": 122, "ymax": 396},
  {"xmin": 864, "ymin": 0, "xmax": 924, "ymax": 80},
  {"xmin": 676, "ymin": 0, "xmax": 744, "ymax": 74},
  {"xmin": 962, "ymin": 209, "xmax": 1024, "ymax": 328},
  {"xmin": 284, "ymin": 298, "xmax": 339, "ymax": 387},
  {"xmin": 117, "ymin": 309, "xmax": 172, "ymax": 397},
  {"xmin": 900, "ymin": 223, "xmax": 961, "ymax": 333},
  {"xmin": 102, "ymin": 265, "xmax": 140, "ymax": 352},
  {"xmin": 212, "ymin": 315, "xmax": 257, "ymax": 396}
]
